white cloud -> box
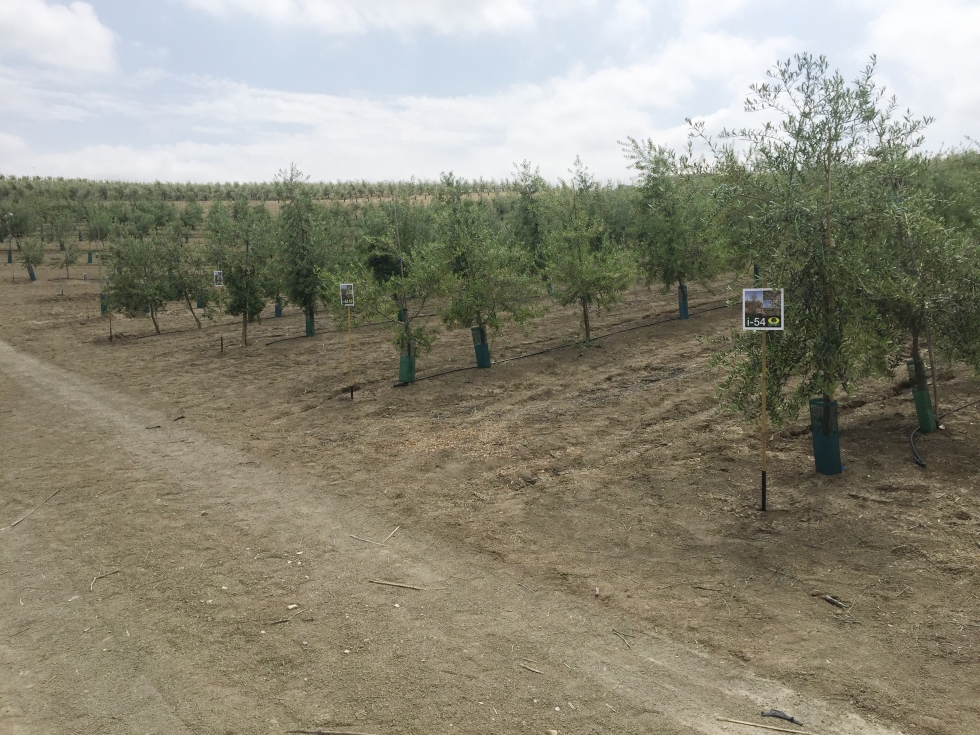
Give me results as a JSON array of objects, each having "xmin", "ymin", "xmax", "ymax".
[
  {"xmin": 865, "ymin": 0, "xmax": 980, "ymax": 146},
  {"xmin": 0, "ymin": 0, "xmax": 116, "ymax": 73},
  {"xmin": 0, "ymin": 26, "xmax": 790, "ymax": 182},
  {"xmin": 178, "ymin": 0, "xmax": 579, "ymax": 35}
]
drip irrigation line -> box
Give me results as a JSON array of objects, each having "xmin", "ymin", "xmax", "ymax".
[
  {"xmin": 909, "ymin": 396, "xmax": 980, "ymax": 468},
  {"xmin": 410, "ymin": 300, "xmax": 732, "ymax": 383}
]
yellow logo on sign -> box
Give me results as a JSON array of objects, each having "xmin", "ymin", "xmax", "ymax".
[{"xmin": 767, "ymin": 317, "xmax": 781, "ymax": 325}]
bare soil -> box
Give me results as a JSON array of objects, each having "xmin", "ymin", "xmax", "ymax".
[{"xmin": 1, "ymin": 258, "xmax": 978, "ymax": 735}]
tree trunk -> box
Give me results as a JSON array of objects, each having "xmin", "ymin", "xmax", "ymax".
[
  {"xmin": 581, "ymin": 297, "xmax": 591, "ymax": 342},
  {"xmin": 242, "ymin": 311, "xmax": 248, "ymax": 347},
  {"xmin": 184, "ymin": 291, "xmax": 202, "ymax": 329},
  {"xmin": 149, "ymin": 304, "xmax": 161, "ymax": 334}
]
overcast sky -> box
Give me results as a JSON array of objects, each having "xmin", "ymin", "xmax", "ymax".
[{"xmin": 1, "ymin": 0, "xmax": 977, "ymax": 183}]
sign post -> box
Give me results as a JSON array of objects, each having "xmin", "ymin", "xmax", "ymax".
[
  {"xmin": 742, "ymin": 288, "xmax": 784, "ymax": 511},
  {"xmin": 341, "ymin": 284, "xmax": 355, "ymax": 399}
]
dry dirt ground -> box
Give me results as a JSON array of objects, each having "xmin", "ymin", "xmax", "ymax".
[{"xmin": 1, "ymin": 257, "xmax": 979, "ymax": 735}]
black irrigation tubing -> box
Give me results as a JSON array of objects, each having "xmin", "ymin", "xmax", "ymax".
[
  {"xmin": 909, "ymin": 396, "xmax": 980, "ymax": 468},
  {"xmin": 410, "ymin": 300, "xmax": 733, "ymax": 384}
]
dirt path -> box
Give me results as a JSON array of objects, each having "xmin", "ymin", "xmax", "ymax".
[{"xmin": 0, "ymin": 334, "xmax": 907, "ymax": 735}]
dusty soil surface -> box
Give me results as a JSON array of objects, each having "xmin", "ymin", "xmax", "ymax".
[{"xmin": 1, "ymin": 258, "xmax": 978, "ymax": 735}]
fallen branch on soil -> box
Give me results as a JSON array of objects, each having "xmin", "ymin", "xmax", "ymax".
[
  {"xmin": 269, "ymin": 611, "xmax": 303, "ymax": 626},
  {"xmin": 39, "ymin": 674, "xmax": 57, "ymax": 688},
  {"xmin": 716, "ymin": 717, "xmax": 821, "ymax": 735},
  {"xmin": 520, "ymin": 663, "xmax": 544, "ymax": 674},
  {"xmin": 762, "ymin": 709, "xmax": 803, "ymax": 725},
  {"xmin": 812, "ymin": 594, "xmax": 847, "ymax": 609},
  {"xmin": 612, "ymin": 630, "xmax": 632, "ymax": 649},
  {"xmin": 173, "ymin": 415, "xmax": 185, "ymax": 421},
  {"xmin": 9, "ymin": 488, "xmax": 62, "ymax": 528},
  {"xmin": 350, "ymin": 527, "xmax": 400, "ymax": 547},
  {"xmin": 145, "ymin": 425, "xmax": 162, "ymax": 429},
  {"xmin": 368, "ymin": 580, "xmax": 424, "ymax": 591},
  {"xmin": 350, "ymin": 535, "xmax": 386, "ymax": 546},
  {"xmin": 90, "ymin": 569, "xmax": 119, "ymax": 591}
]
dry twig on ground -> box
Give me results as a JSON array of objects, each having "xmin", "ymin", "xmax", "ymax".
[{"xmin": 90, "ymin": 569, "xmax": 119, "ymax": 591}]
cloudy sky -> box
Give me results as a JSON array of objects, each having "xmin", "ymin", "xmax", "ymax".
[{"xmin": 0, "ymin": 0, "xmax": 977, "ymax": 183}]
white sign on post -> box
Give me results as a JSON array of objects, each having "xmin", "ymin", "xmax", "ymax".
[
  {"xmin": 742, "ymin": 288, "xmax": 784, "ymax": 331},
  {"xmin": 214, "ymin": 270, "xmax": 223, "ymax": 288},
  {"xmin": 340, "ymin": 283, "xmax": 354, "ymax": 307}
]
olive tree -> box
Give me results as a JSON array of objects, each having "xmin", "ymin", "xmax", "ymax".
[
  {"xmin": 622, "ymin": 140, "xmax": 723, "ymax": 317},
  {"xmin": 436, "ymin": 173, "xmax": 541, "ymax": 365},
  {"xmin": 543, "ymin": 158, "xmax": 634, "ymax": 342}
]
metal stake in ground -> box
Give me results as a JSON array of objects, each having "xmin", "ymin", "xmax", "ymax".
[{"xmin": 743, "ymin": 285, "xmax": 784, "ymax": 512}]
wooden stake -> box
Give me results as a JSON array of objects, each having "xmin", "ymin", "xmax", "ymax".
[
  {"xmin": 761, "ymin": 329, "xmax": 767, "ymax": 512},
  {"xmin": 716, "ymin": 717, "xmax": 822, "ymax": 735},
  {"xmin": 368, "ymin": 579, "xmax": 424, "ymax": 590}
]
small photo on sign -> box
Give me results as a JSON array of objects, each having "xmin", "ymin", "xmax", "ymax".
[
  {"xmin": 743, "ymin": 288, "xmax": 784, "ymax": 330},
  {"xmin": 340, "ymin": 283, "xmax": 354, "ymax": 307},
  {"xmin": 214, "ymin": 270, "xmax": 223, "ymax": 288}
]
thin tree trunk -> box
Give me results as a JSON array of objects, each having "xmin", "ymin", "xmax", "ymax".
[
  {"xmin": 242, "ymin": 311, "xmax": 247, "ymax": 347},
  {"xmin": 149, "ymin": 304, "xmax": 161, "ymax": 334},
  {"xmin": 184, "ymin": 291, "xmax": 202, "ymax": 328},
  {"xmin": 581, "ymin": 296, "xmax": 591, "ymax": 342}
]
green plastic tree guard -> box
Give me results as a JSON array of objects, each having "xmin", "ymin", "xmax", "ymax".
[
  {"xmin": 399, "ymin": 354, "xmax": 416, "ymax": 383},
  {"xmin": 87, "ymin": 251, "xmax": 93, "ymax": 264},
  {"xmin": 100, "ymin": 293, "xmax": 107, "ymax": 314},
  {"xmin": 274, "ymin": 297, "xmax": 283, "ymax": 318},
  {"xmin": 27, "ymin": 265, "xmax": 36, "ymax": 281},
  {"xmin": 471, "ymin": 325, "xmax": 491, "ymax": 368},
  {"xmin": 6, "ymin": 249, "xmax": 11, "ymax": 264},
  {"xmin": 809, "ymin": 398, "xmax": 843, "ymax": 475},
  {"xmin": 678, "ymin": 283, "xmax": 689, "ymax": 320},
  {"xmin": 305, "ymin": 315, "xmax": 315, "ymax": 337},
  {"xmin": 907, "ymin": 359, "xmax": 937, "ymax": 433},
  {"xmin": 397, "ymin": 306, "xmax": 407, "ymax": 323}
]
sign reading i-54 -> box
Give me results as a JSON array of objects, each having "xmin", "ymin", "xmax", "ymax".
[{"xmin": 742, "ymin": 288, "xmax": 784, "ymax": 331}]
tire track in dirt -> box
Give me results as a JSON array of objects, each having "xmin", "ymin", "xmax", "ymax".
[{"xmin": 0, "ymin": 336, "xmax": 906, "ymax": 735}]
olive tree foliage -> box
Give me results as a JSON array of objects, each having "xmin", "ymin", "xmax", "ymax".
[
  {"xmin": 158, "ymin": 222, "xmax": 213, "ymax": 329},
  {"xmin": 510, "ymin": 160, "xmax": 548, "ymax": 273},
  {"xmin": 705, "ymin": 54, "xmax": 911, "ymax": 423},
  {"xmin": 435, "ymin": 173, "xmax": 542, "ymax": 337},
  {"xmin": 105, "ymin": 234, "xmax": 175, "ymax": 334},
  {"xmin": 277, "ymin": 165, "xmax": 333, "ymax": 331},
  {"xmin": 622, "ymin": 139, "xmax": 723, "ymax": 292},
  {"xmin": 20, "ymin": 239, "xmax": 45, "ymax": 278},
  {"xmin": 48, "ymin": 206, "xmax": 76, "ymax": 251},
  {"xmin": 853, "ymin": 99, "xmax": 980, "ymax": 375},
  {"xmin": 207, "ymin": 197, "xmax": 274, "ymax": 344},
  {"xmin": 4, "ymin": 202, "xmax": 37, "ymax": 250},
  {"xmin": 543, "ymin": 158, "xmax": 635, "ymax": 342}
]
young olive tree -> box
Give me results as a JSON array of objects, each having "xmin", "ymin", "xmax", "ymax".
[
  {"xmin": 436, "ymin": 173, "xmax": 541, "ymax": 366},
  {"xmin": 105, "ymin": 234, "xmax": 175, "ymax": 334},
  {"xmin": 622, "ymin": 140, "xmax": 722, "ymax": 316},
  {"xmin": 278, "ymin": 166, "xmax": 331, "ymax": 336},
  {"xmin": 21, "ymin": 239, "xmax": 44, "ymax": 280},
  {"xmin": 159, "ymin": 223, "xmax": 212, "ymax": 329},
  {"xmin": 208, "ymin": 197, "xmax": 273, "ymax": 345},
  {"xmin": 322, "ymin": 238, "xmax": 449, "ymax": 384},
  {"xmin": 705, "ymin": 53, "xmax": 948, "ymax": 473},
  {"xmin": 544, "ymin": 158, "xmax": 634, "ymax": 342}
]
